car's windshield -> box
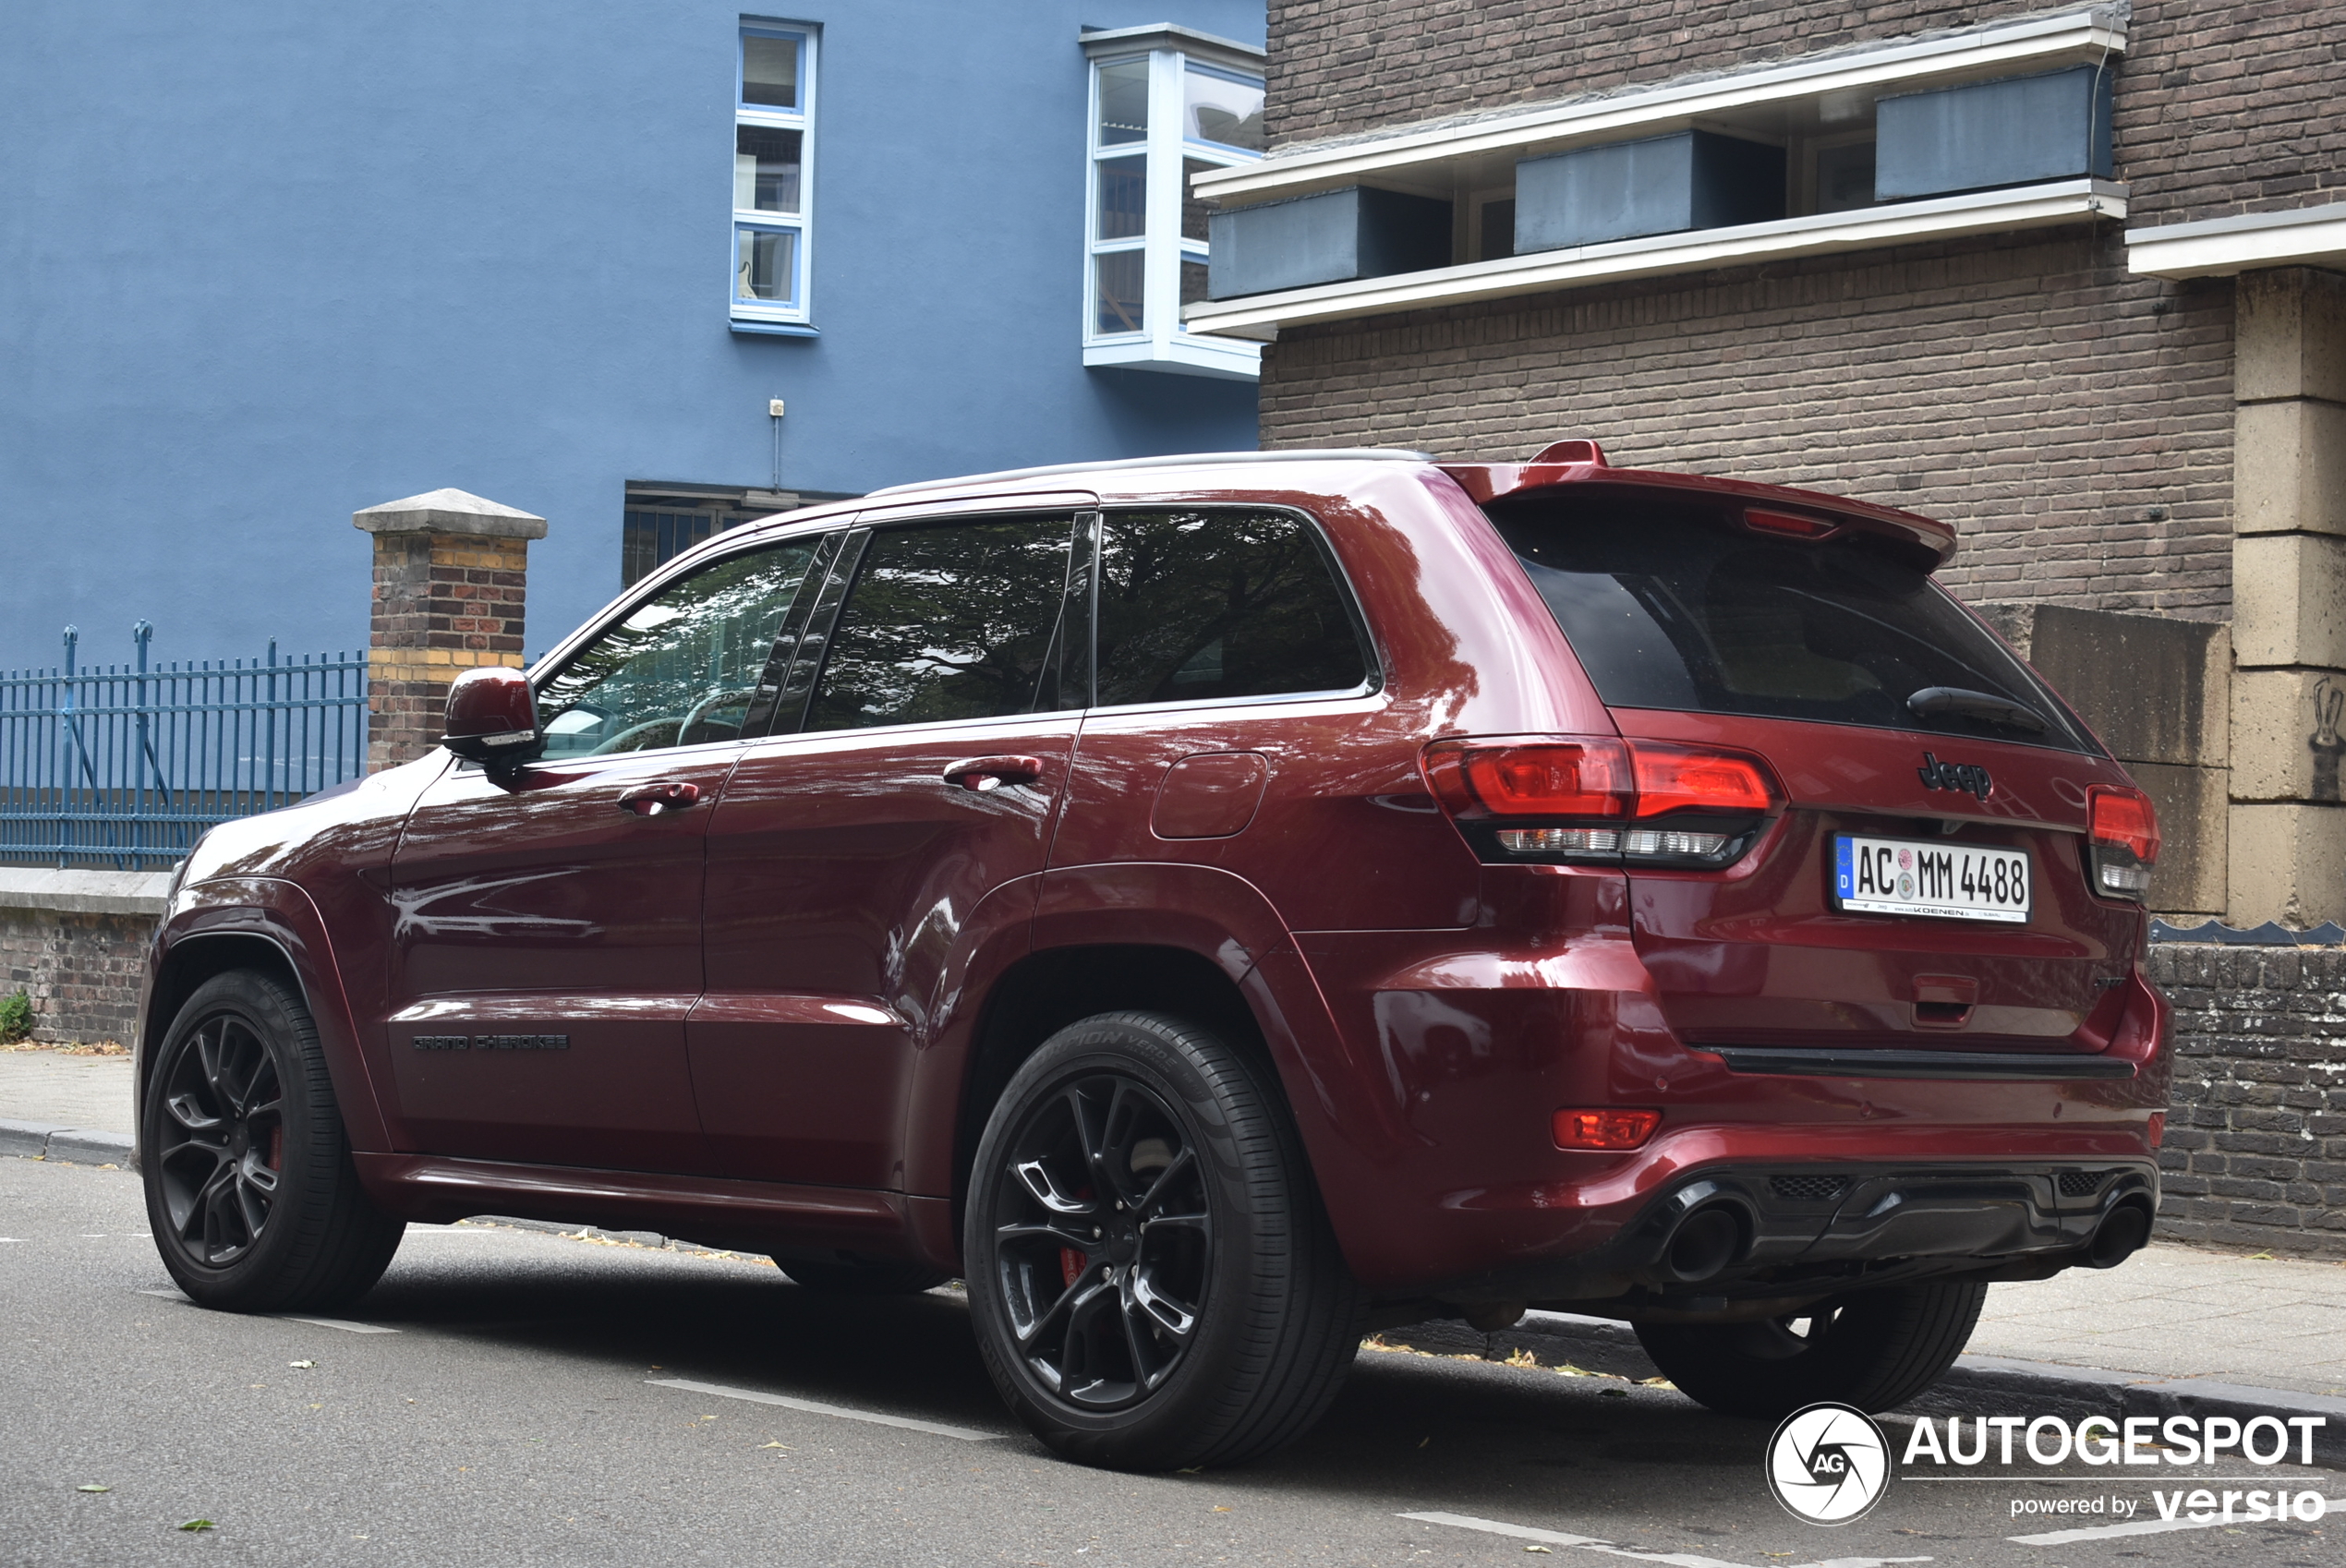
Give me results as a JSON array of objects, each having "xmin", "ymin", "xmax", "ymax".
[{"xmin": 1489, "ymin": 497, "xmax": 2096, "ymax": 754}]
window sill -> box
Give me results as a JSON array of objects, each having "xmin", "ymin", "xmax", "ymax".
[
  {"xmin": 730, "ymin": 318, "xmax": 820, "ymax": 337},
  {"xmin": 1183, "ymin": 178, "xmax": 2127, "ymax": 338},
  {"xmin": 1083, "ymin": 333, "xmax": 1262, "ymax": 381},
  {"xmin": 2126, "ymin": 199, "xmax": 2346, "ymax": 279}
]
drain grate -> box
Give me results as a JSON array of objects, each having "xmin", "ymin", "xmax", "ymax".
[
  {"xmin": 1769, "ymin": 1175, "xmax": 1848, "ymax": 1203},
  {"xmin": 2057, "ymin": 1169, "xmax": 2108, "ymax": 1197}
]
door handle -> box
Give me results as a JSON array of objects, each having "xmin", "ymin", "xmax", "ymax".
[
  {"xmin": 617, "ymin": 781, "xmax": 704, "ymax": 816},
  {"xmin": 941, "ymin": 755, "xmax": 1046, "ymax": 792}
]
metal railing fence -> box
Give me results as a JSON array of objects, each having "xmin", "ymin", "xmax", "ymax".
[{"xmin": 0, "ymin": 624, "xmax": 369, "ymax": 871}]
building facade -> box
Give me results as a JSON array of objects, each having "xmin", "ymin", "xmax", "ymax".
[
  {"xmin": 0, "ymin": 2, "xmax": 1265, "ymax": 673},
  {"xmin": 1189, "ymin": 0, "xmax": 2346, "ymax": 925}
]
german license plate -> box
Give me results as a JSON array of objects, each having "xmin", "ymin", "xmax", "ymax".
[{"xmin": 1832, "ymin": 835, "xmax": 2030, "ymax": 923}]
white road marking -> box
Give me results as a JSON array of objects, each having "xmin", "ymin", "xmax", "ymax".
[
  {"xmin": 646, "ymin": 1377, "xmax": 1004, "ymax": 1441},
  {"xmin": 2011, "ymin": 1496, "xmax": 2346, "ymax": 1546},
  {"xmin": 279, "ymin": 1315, "xmax": 401, "ymax": 1334},
  {"xmin": 133, "ymin": 1288, "xmax": 398, "ymax": 1332},
  {"xmin": 1399, "ymin": 1511, "xmax": 1929, "ymax": 1568}
]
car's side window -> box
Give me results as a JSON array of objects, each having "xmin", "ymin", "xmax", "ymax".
[
  {"xmin": 1094, "ymin": 509, "xmax": 1372, "ymax": 708},
  {"xmin": 804, "ymin": 516, "xmax": 1075, "ymax": 731},
  {"xmin": 536, "ymin": 540, "xmax": 819, "ymax": 756}
]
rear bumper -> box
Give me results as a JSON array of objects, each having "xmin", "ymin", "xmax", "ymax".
[{"xmin": 1420, "ymin": 1156, "xmax": 2160, "ymax": 1309}]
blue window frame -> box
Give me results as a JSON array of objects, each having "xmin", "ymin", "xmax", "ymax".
[{"xmin": 734, "ymin": 23, "xmax": 814, "ymax": 327}]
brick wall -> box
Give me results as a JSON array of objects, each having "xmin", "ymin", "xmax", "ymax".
[
  {"xmin": 1264, "ymin": 230, "xmax": 2239, "ymax": 618},
  {"xmin": 2146, "ymin": 943, "xmax": 2346, "ymax": 1257},
  {"xmin": 0, "ymin": 908, "xmax": 150, "ymax": 1047}
]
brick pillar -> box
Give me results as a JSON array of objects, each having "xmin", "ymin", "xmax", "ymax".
[
  {"xmin": 353, "ymin": 488, "xmax": 549, "ymax": 772},
  {"xmin": 2229, "ymin": 267, "xmax": 2346, "ymax": 923}
]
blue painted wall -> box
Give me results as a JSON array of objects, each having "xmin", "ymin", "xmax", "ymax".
[{"xmin": 0, "ymin": 1, "xmax": 1264, "ymax": 674}]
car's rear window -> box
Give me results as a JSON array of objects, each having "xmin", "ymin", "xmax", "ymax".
[{"xmin": 1490, "ymin": 499, "xmax": 2097, "ymax": 753}]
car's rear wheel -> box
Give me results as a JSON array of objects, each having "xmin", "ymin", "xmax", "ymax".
[
  {"xmin": 1635, "ymin": 1280, "xmax": 1989, "ymax": 1421},
  {"xmin": 964, "ymin": 1011, "xmax": 1360, "ymax": 1471},
  {"xmin": 778, "ymin": 1256, "xmax": 952, "ymax": 1295},
  {"xmin": 142, "ymin": 970, "xmax": 405, "ymax": 1312}
]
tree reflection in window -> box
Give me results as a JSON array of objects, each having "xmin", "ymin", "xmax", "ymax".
[
  {"xmin": 537, "ymin": 542, "xmax": 816, "ymax": 755},
  {"xmin": 1094, "ymin": 511, "xmax": 1370, "ymax": 707},
  {"xmin": 807, "ymin": 518, "xmax": 1075, "ymax": 730}
]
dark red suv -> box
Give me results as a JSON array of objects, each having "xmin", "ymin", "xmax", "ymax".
[{"xmin": 136, "ymin": 444, "xmax": 2168, "ymax": 1469}]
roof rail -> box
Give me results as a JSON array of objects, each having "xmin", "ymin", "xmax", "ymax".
[{"xmin": 863, "ymin": 448, "xmax": 1436, "ymax": 498}]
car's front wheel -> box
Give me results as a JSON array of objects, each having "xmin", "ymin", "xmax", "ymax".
[
  {"xmin": 1634, "ymin": 1280, "xmax": 1989, "ymax": 1421},
  {"xmin": 142, "ymin": 970, "xmax": 405, "ymax": 1312},
  {"xmin": 964, "ymin": 1011, "xmax": 1360, "ymax": 1470}
]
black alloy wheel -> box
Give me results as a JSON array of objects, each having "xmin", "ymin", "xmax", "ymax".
[
  {"xmin": 991, "ymin": 1071, "xmax": 1213, "ymax": 1408},
  {"xmin": 142, "ymin": 971, "xmax": 405, "ymax": 1312},
  {"xmin": 151, "ymin": 1006, "xmax": 285, "ymax": 1267},
  {"xmin": 1635, "ymin": 1280, "xmax": 1989, "ymax": 1421},
  {"xmin": 965, "ymin": 1011, "xmax": 1361, "ymax": 1471}
]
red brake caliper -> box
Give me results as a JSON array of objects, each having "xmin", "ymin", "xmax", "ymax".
[{"xmin": 1059, "ymin": 1247, "xmax": 1086, "ymax": 1288}]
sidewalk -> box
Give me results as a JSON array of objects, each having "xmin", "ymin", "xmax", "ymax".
[{"xmin": 6, "ymin": 1045, "xmax": 2344, "ymax": 1446}]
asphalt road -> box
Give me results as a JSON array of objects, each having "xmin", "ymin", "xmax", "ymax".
[{"xmin": 3, "ymin": 1157, "xmax": 2339, "ymax": 1568}]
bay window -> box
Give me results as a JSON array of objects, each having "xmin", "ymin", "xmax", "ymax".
[{"xmin": 1082, "ymin": 27, "xmax": 1264, "ymax": 380}]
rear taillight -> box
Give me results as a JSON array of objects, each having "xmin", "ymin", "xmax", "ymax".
[
  {"xmin": 1422, "ymin": 737, "xmax": 1781, "ymax": 868},
  {"xmin": 2086, "ymin": 784, "xmax": 2159, "ymax": 900}
]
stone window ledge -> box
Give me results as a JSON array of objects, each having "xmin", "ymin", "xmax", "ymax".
[
  {"xmin": 2126, "ymin": 201, "xmax": 2346, "ymax": 280},
  {"xmin": 1184, "ymin": 178, "xmax": 2126, "ymax": 339}
]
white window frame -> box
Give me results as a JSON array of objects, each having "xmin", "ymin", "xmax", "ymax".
[
  {"xmin": 1082, "ymin": 28, "xmax": 1263, "ymax": 381},
  {"xmin": 732, "ymin": 21, "xmax": 816, "ymax": 333}
]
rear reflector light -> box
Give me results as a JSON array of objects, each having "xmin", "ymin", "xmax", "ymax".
[
  {"xmin": 2086, "ymin": 784, "xmax": 2159, "ymax": 901},
  {"xmin": 1554, "ymin": 1108, "xmax": 1662, "ymax": 1151},
  {"xmin": 2146, "ymin": 1112, "xmax": 2166, "ymax": 1149}
]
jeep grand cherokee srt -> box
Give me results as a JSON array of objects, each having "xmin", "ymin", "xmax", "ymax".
[{"xmin": 136, "ymin": 442, "xmax": 2167, "ymax": 1470}]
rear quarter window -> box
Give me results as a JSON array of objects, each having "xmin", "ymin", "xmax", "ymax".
[{"xmin": 1489, "ymin": 498, "xmax": 2096, "ymax": 754}]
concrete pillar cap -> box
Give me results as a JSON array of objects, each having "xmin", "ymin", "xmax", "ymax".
[{"xmin": 353, "ymin": 488, "xmax": 548, "ymax": 539}]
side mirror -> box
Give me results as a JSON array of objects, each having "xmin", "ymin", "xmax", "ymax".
[{"xmin": 441, "ymin": 667, "xmax": 544, "ymax": 767}]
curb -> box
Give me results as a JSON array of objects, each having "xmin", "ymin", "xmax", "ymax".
[
  {"xmin": 0, "ymin": 1117, "xmax": 134, "ymax": 1165},
  {"xmin": 1385, "ymin": 1314, "xmax": 2346, "ymax": 1469}
]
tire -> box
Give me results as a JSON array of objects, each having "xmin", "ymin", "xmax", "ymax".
[
  {"xmin": 779, "ymin": 1256, "xmax": 953, "ymax": 1296},
  {"xmin": 964, "ymin": 1011, "xmax": 1362, "ymax": 1471},
  {"xmin": 1635, "ymin": 1280, "xmax": 1989, "ymax": 1421},
  {"xmin": 141, "ymin": 970, "xmax": 405, "ymax": 1312}
]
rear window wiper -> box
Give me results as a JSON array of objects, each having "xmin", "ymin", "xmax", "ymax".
[{"xmin": 1907, "ymin": 685, "xmax": 2048, "ymax": 735}]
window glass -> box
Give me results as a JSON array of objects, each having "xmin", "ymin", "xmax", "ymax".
[
  {"xmin": 1183, "ymin": 66, "xmax": 1264, "ymax": 151},
  {"xmin": 1096, "ymin": 155, "xmax": 1147, "ymax": 241},
  {"xmin": 807, "ymin": 519, "xmax": 1075, "ymax": 731},
  {"xmin": 1097, "ymin": 59, "xmax": 1150, "ymax": 145},
  {"xmin": 737, "ymin": 228, "xmax": 796, "ymax": 303},
  {"xmin": 735, "ymin": 126, "xmax": 802, "ymax": 214},
  {"xmin": 1095, "ymin": 511, "xmax": 1371, "ymax": 707},
  {"xmin": 1180, "ymin": 157, "xmax": 1218, "ymax": 242},
  {"xmin": 538, "ymin": 542, "xmax": 817, "ymax": 756},
  {"xmin": 1491, "ymin": 501, "xmax": 2093, "ymax": 751},
  {"xmin": 1815, "ymin": 141, "xmax": 1877, "ymax": 212},
  {"xmin": 742, "ymin": 33, "xmax": 799, "ymax": 108},
  {"xmin": 1094, "ymin": 251, "xmax": 1145, "ymax": 334}
]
